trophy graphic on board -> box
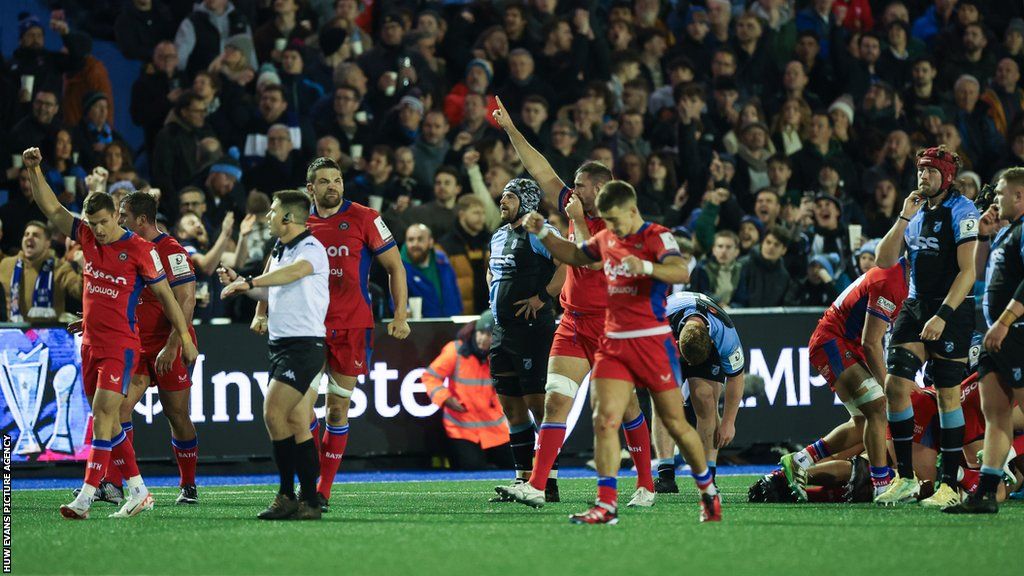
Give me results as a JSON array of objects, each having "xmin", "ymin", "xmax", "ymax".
[
  {"xmin": 46, "ymin": 364, "xmax": 78, "ymax": 454},
  {"xmin": 0, "ymin": 344, "xmax": 49, "ymax": 455}
]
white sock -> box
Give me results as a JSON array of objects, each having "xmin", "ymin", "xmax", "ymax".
[
  {"xmin": 548, "ymin": 469, "xmax": 558, "ymax": 480},
  {"xmin": 126, "ymin": 475, "xmax": 146, "ymax": 496},
  {"xmin": 77, "ymin": 484, "xmax": 97, "ymax": 506}
]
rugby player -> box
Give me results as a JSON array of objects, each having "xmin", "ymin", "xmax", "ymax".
[
  {"xmin": 655, "ymin": 291, "xmax": 745, "ymax": 492},
  {"xmin": 947, "ymin": 167, "xmax": 1024, "ymax": 513},
  {"xmin": 781, "ymin": 259, "xmax": 909, "ymax": 501},
  {"xmin": 874, "ymin": 146, "xmax": 980, "ymax": 507},
  {"xmin": 492, "ymin": 97, "xmax": 656, "ymax": 509},
  {"xmin": 21, "ymin": 147, "xmax": 199, "ymax": 520},
  {"xmin": 304, "ymin": 157, "xmax": 410, "ymax": 511},
  {"xmin": 523, "ymin": 181, "xmax": 721, "ymax": 524},
  {"xmin": 117, "ymin": 192, "xmax": 201, "ymax": 504}
]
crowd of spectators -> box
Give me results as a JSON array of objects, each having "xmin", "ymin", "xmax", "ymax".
[{"xmin": 2, "ymin": 0, "xmax": 1024, "ymax": 323}]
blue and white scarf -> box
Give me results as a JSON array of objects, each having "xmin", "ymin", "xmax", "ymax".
[{"xmin": 9, "ymin": 257, "xmax": 56, "ymax": 322}]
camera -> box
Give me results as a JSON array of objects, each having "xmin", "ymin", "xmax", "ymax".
[{"xmin": 974, "ymin": 183, "xmax": 996, "ymax": 213}]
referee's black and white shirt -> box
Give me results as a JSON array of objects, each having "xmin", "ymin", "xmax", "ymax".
[{"xmin": 268, "ymin": 231, "xmax": 330, "ymax": 340}]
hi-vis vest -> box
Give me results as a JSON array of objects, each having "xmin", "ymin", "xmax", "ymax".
[{"xmin": 422, "ymin": 341, "xmax": 509, "ymax": 449}]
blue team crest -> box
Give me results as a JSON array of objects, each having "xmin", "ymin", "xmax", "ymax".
[
  {"xmin": 933, "ymin": 221, "xmax": 942, "ymax": 233},
  {"xmin": 944, "ymin": 341, "xmax": 954, "ymax": 354},
  {"xmin": 523, "ymin": 358, "xmax": 532, "ymax": 370},
  {"xmin": 711, "ymin": 365, "xmax": 721, "ymax": 376},
  {"xmin": 1014, "ymin": 368, "xmax": 1022, "ymax": 382}
]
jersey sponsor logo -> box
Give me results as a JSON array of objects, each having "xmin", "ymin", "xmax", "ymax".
[
  {"xmin": 711, "ymin": 365, "xmax": 721, "ymax": 376},
  {"xmin": 87, "ymin": 283, "xmax": 120, "ymax": 298},
  {"xmin": 960, "ymin": 218, "xmax": 979, "ymax": 237},
  {"xmin": 659, "ymin": 231, "xmax": 679, "ymax": 252},
  {"xmin": 609, "ymin": 285, "xmax": 639, "ymax": 295},
  {"xmin": 325, "ymin": 244, "xmax": 351, "ymax": 257},
  {"xmin": 84, "ymin": 261, "xmax": 128, "ymax": 285},
  {"xmin": 150, "ymin": 249, "xmax": 165, "ymax": 274},
  {"xmin": 876, "ymin": 297, "xmax": 896, "ymax": 313},
  {"xmin": 727, "ymin": 349, "xmax": 745, "ymax": 371},
  {"xmin": 909, "ymin": 235, "xmax": 940, "ymax": 251},
  {"xmin": 933, "ymin": 221, "xmax": 942, "ymax": 233},
  {"xmin": 604, "ymin": 260, "xmax": 640, "ymax": 281},
  {"xmin": 373, "ymin": 216, "xmax": 393, "ymax": 242},
  {"xmin": 168, "ymin": 253, "xmax": 191, "ymax": 277},
  {"xmin": 1014, "ymin": 368, "xmax": 1022, "ymax": 382}
]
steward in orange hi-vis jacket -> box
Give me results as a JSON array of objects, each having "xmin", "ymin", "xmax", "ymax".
[{"xmin": 422, "ymin": 311, "xmax": 513, "ymax": 470}]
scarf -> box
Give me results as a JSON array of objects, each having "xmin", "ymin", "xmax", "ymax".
[
  {"xmin": 10, "ymin": 256, "xmax": 56, "ymax": 322},
  {"xmin": 88, "ymin": 122, "xmax": 113, "ymax": 145}
]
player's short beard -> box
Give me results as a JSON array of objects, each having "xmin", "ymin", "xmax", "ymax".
[{"xmin": 317, "ymin": 188, "xmax": 342, "ymax": 209}]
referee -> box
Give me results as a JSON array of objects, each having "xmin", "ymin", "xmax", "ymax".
[
  {"xmin": 488, "ymin": 178, "xmax": 566, "ymax": 500},
  {"xmin": 947, "ymin": 168, "xmax": 1024, "ymax": 514},
  {"xmin": 221, "ymin": 190, "xmax": 329, "ymax": 521}
]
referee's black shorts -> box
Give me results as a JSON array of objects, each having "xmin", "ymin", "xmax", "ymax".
[
  {"xmin": 978, "ymin": 326, "xmax": 1024, "ymax": 388},
  {"xmin": 489, "ymin": 318, "xmax": 555, "ymax": 397},
  {"xmin": 268, "ymin": 337, "xmax": 326, "ymax": 393}
]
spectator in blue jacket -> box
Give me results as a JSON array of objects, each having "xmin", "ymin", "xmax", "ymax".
[{"xmin": 401, "ymin": 223, "xmax": 463, "ymax": 318}]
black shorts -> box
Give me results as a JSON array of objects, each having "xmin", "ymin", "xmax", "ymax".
[
  {"xmin": 890, "ymin": 298, "xmax": 976, "ymax": 358},
  {"xmin": 489, "ymin": 318, "xmax": 555, "ymax": 397},
  {"xmin": 268, "ymin": 337, "xmax": 326, "ymax": 393},
  {"xmin": 977, "ymin": 326, "xmax": 1024, "ymax": 388},
  {"xmin": 681, "ymin": 354, "xmax": 728, "ymax": 384}
]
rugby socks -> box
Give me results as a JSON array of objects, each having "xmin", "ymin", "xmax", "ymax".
[
  {"xmin": 978, "ymin": 466, "xmax": 1003, "ymax": 496},
  {"xmin": 794, "ymin": 439, "xmax": 830, "ymax": 469},
  {"xmin": 871, "ymin": 466, "xmax": 894, "ymax": 493},
  {"xmin": 597, "ymin": 476, "xmax": 618, "ymax": 509},
  {"xmin": 104, "ymin": 421, "xmax": 133, "ymax": 487},
  {"xmin": 938, "ymin": 408, "xmax": 965, "ymax": 485},
  {"xmin": 657, "ymin": 459, "xmax": 676, "ymax": 483},
  {"xmin": 887, "ymin": 405, "xmax": 915, "ymax": 478},
  {"xmin": 310, "ymin": 418, "xmax": 321, "ymax": 454},
  {"xmin": 692, "ymin": 466, "xmax": 717, "ymax": 495},
  {"xmin": 509, "ymin": 422, "xmax": 536, "ymax": 481},
  {"xmin": 294, "ymin": 438, "xmax": 320, "ymax": 508},
  {"xmin": 708, "ymin": 460, "xmax": 717, "ymax": 481},
  {"xmin": 110, "ymin": 427, "xmax": 140, "ymax": 480},
  {"xmin": 172, "ymin": 436, "xmax": 199, "ymax": 487},
  {"xmin": 316, "ymin": 424, "xmax": 349, "ymax": 499},
  {"xmin": 529, "ymin": 423, "xmax": 566, "ymax": 491},
  {"xmin": 272, "ymin": 436, "xmax": 296, "ymax": 497},
  {"xmin": 622, "ymin": 413, "xmax": 654, "ymax": 492},
  {"xmin": 84, "ymin": 439, "xmax": 112, "ymax": 488}
]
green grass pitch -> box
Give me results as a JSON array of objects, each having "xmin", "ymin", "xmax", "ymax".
[{"xmin": 11, "ymin": 476, "xmax": 1020, "ymax": 575}]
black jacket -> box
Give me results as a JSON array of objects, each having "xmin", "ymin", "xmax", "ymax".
[
  {"xmin": 732, "ymin": 246, "xmax": 792, "ymax": 308},
  {"xmin": 114, "ymin": 2, "xmax": 177, "ymax": 61},
  {"xmin": 130, "ymin": 67, "xmax": 186, "ymax": 153}
]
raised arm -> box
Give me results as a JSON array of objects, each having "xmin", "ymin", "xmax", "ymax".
[
  {"xmin": 492, "ymin": 96, "xmax": 565, "ymax": 205},
  {"xmin": 21, "ymin": 148, "xmax": 74, "ymax": 236}
]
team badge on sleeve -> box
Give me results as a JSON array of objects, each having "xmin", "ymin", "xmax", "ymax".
[
  {"xmin": 875, "ymin": 297, "xmax": 896, "ymax": 313},
  {"xmin": 659, "ymin": 231, "xmax": 679, "ymax": 252},
  {"xmin": 374, "ymin": 216, "xmax": 393, "ymax": 242},
  {"xmin": 168, "ymin": 253, "xmax": 191, "ymax": 276},
  {"xmin": 960, "ymin": 218, "xmax": 979, "ymax": 238},
  {"xmin": 150, "ymin": 250, "xmax": 165, "ymax": 274},
  {"xmin": 727, "ymin": 349, "xmax": 745, "ymax": 372}
]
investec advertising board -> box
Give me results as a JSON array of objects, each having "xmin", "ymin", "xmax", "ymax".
[{"xmin": 1, "ymin": 310, "xmax": 847, "ymax": 464}]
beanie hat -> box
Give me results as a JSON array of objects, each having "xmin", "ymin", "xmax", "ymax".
[
  {"xmin": 504, "ymin": 178, "xmax": 542, "ymax": 220},
  {"xmin": 828, "ymin": 96, "xmax": 855, "ymax": 124},
  {"xmin": 475, "ymin": 309, "xmax": 494, "ymax": 332},
  {"xmin": 466, "ymin": 58, "xmax": 494, "ymax": 85},
  {"xmin": 81, "ymin": 91, "xmax": 108, "ymax": 113},
  {"xmin": 917, "ymin": 146, "xmax": 961, "ymax": 192},
  {"xmin": 18, "ymin": 12, "xmax": 43, "ymax": 39}
]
